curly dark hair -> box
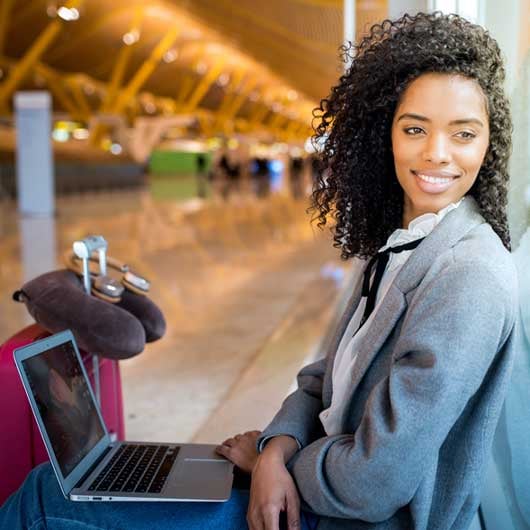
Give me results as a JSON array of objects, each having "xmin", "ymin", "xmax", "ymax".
[{"xmin": 311, "ymin": 11, "xmax": 512, "ymax": 258}]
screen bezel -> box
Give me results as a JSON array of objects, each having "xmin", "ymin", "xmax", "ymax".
[{"xmin": 14, "ymin": 329, "xmax": 111, "ymax": 497}]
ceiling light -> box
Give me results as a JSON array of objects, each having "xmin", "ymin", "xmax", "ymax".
[
  {"xmin": 123, "ymin": 29, "xmax": 140, "ymax": 46},
  {"xmin": 73, "ymin": 128, "xmax": 89, "ymax": 140},
  {"xmin": 287, "ymin": 89, "xmax": 298, "ymax": 101},
  {"xmin": 57, "ymin": 6, "xmax": 79, "ymax": 21},
  {"xmin": 52, "ymin": 129, "xmax": 69, "ymax": 142},
  {"xmin": 83, "ymin": 83, "xmax": 95, "ymax": 95},
  {"xmin": 217, "ymin": 73, "xmax": 230, "ymax": 87},
  {"xmin": 110, "ymin": 143, "xmax": 123, "ymax": 155},
  {"xmin": 163, "ymin": 49, "xmax": 178, "ymax": 63},
  {"xmin": 143, "ymin": 101, "xmax": 157, "ymax": 114},
  {"xmin": 195, "ymin": 62, "xmax": 207, "ymax": 75}
]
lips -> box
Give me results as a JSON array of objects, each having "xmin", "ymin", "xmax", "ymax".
[{"xmin": 411, "ymin": 170, "xmax": 460, "ymax": 194}]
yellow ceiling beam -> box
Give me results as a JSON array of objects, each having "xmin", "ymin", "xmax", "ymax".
[
  {"xmin": 249, "ymin": 104, "xmax": 270, "ymax": 127},
  {"xmin": 0, "ymin": 0, "xmax": 15, "ymax": 56},
  {"xmin": 216, "ymin": 69, "xmax": 246, "ymax": 115},
  {"xmin": 67, "ymin": 78, "xmax": 92, "ymax": 119},
  {"xmin": 0, "ymin": 0, "xmax": 84, "ymax": 112},
  {"xmin": 112, "ymin": 27, "xmax": 180, "ymax": 115},
  {"xmin": 90, "ymin": 8, "xmax": 144, "ymax": 146},
  {"xmin": 102, "ymin": 8, "xmax": 144, "ymax": 112},
  {"xmin": 175, "ymin": 74, "xmax": 195, "ymax": 110},
  {"xmin": 174, "ymin": 50, "xmax": 213, "ymax": 110},
  {"xmin": 182, "ymin": 57, "xmax": 226, "ymax": 113},
  {"xmin": 224, "ymin": 76, "xmax": 259, "ymax": 121},
  {"xmin": 212, "ymin": 68, "xmax": 246, "ymax": 130},
  {"xmin": 38, "ymin": 69, "xmax": 83, "ymax": 120}
]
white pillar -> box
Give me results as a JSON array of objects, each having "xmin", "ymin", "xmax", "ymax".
[
  {"xmin": 483, "ymin": 0, "xmax": 521, "ymax": 97},
  {"xmin": 19, "ymin": 217, "xmax": 57, "ymax": 280},
  {"xmin": 14, "ymin": 91, "xmax": 55, "ymax": 216},
  {"xmin": 344, "ymin": 0, "xmax": 355, "ymax": 71},
  {"xmin": 388, "ymin": 0, "xmax": 429, "ymax": 18},
  {"xmin": 344, "ymin": 0, "xmax": 355, "ymax": 45},
  {"xmin": 14, "ymin": 91, "xmax": 57, "ymax": 280}
]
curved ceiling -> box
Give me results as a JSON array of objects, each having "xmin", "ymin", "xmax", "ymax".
[{"xmin": 0, "ymin": 0, "xmax": 387, "ymax": 142}]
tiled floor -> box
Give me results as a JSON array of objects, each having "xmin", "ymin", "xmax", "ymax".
[{"xmin": 0, "ymin": 189, "xmax": 350, "ymax": 444}]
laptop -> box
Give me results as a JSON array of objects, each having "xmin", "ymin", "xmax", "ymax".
[{"xmin": 14, "ymin": 329, "xmax": 234, "ymax": 502}]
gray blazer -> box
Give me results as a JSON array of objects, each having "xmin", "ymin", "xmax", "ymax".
[{"xmin": 259, "ymin": 197, "xmax": 520, "ymax": 530}]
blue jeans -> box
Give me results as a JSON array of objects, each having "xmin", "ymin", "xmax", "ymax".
[{"xmin": 0, "ymin": 464, "xmax": 320, "ymax": 529}]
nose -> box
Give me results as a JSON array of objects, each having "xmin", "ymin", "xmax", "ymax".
[{"xmin": 422, "ymin": 134, "xmax": 452, "ymax": 165}]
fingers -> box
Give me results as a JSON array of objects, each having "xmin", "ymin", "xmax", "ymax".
[
  {"xmin": 286, "ymin": 492, "xmax": 301, "ymax": 530},
  {"xmin": 215, "ymin": 444, "xmax": 229, "ymax": 457},
  {"xmin": 248, "ymin": 506, "xmax": 280, "ymax": 530},
  {"xmin": 262, "ymin": 506, "xmax": 281, "ymax": 530}
]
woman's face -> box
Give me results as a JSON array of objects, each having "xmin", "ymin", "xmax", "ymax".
[{"xmin": 391, "ymin": 73, "xmax": 490, "ymax": 225}]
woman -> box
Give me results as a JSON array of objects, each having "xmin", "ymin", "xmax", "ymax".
[{"xmin": 0, "ymin": 11, "xmax": 519, "ymax": 530}]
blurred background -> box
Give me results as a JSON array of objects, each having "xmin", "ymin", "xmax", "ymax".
[{"xmin": 0, "ymin": 1, "xmax": 528, "ymax": 526}]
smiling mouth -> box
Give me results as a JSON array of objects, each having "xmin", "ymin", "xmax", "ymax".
[{"xmin": 411, "ymin": 171, "xmax": 460, "ymax": 184}]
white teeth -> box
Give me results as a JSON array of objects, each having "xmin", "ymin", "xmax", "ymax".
[{"xmin": 416, "ymin": 173, "xmax": 453, "ymax": 184}]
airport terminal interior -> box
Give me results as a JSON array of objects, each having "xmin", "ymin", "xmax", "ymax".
[{"xmin": 0, "ymin": 0, "xmax": 529, "ymax": 528}]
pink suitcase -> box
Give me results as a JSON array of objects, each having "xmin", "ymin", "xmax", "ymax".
[{"xmin": 0, "ymin": 324, "xmax": 125, "ymax": 505}]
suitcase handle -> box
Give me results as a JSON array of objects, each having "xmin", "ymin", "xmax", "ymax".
[
  {"xmin": 72, "ymin": 235, "xmax": 109, "ymax": 405},
  {"xmin": 73, "ymin": 235, "xmax": 109, "ymax": 292}
]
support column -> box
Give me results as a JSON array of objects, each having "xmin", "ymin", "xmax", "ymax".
[
  {"xmin": 483, "ymin": 0, "xmax": 520, "ymax": 96},
  {"xmin": 15, "ymin": 91, "xmax": 57, "ymax": 280},
  {"xmin": 14, "ymin": 91, "xmax": 54, "ymax": 216},
  {"xmin": 388, "ymin": 0, "xmax": 428, "ymax": 19},
  {"xmin": 344, "ymin": 0, "xmax": 355, "ymax": 45},
  {"xmin": 344, "ymin": 0, "xmax": 355, "ymax": 70}
]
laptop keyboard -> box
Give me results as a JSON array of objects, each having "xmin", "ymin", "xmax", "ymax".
[{"xmin": 87, "ymin": 444, "xmax": 180, "ymax": 494}]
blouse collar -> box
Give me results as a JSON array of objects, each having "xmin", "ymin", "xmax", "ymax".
[{"xmin": 379, "ymin": 197, "xmax": 465, "ymax": 257}]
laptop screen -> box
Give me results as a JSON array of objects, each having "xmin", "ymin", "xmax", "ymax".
[{"xmin": 22, "ymin": 340, "xmax": 106, "ymax": 477}]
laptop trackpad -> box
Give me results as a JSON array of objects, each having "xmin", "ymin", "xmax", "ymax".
[
  {"xmin": 168, "ymin": 458, "xmax": 233, "ymax": 500},
  {"xmin": 180, "ymin": 459, "xmax": 230, "ymax": 477}
]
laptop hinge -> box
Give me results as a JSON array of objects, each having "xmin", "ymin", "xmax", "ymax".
[{"xmin": 74, "ymin": 445, "xmax": 113, "ymax": 489}]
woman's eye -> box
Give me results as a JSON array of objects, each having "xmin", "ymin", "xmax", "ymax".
[
  {"xmin": 403, "ymin": 127, "xmax": 424, "ymax": 135},
  {"xmin": 455, "ymin": 131, "xmax": 477, "ymax": 140}
]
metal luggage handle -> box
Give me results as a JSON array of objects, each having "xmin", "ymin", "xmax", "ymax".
[{"xmin": 72, "ymin": 235, "xmax": 108, "ymax": 406}]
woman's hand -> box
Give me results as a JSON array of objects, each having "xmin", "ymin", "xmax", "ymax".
[
  {"xmin": 247, "ymin": 450, "xmax": 301, "ymax": 530},
  {"xmin": 215, "ymin": 430, "xmax": 261, "ymax": 473}
]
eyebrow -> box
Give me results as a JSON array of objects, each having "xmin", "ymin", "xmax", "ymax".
[{"xmin": 396, "ymin": 113, "xmax": 484, "ymax": 127}]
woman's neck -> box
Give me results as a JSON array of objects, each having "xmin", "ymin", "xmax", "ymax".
[{"xmin": 402, "ymin": 205, "xmax": 431, "ymax": 229}]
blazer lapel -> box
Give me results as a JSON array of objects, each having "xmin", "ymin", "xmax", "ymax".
[{"xmin": 348, "ymin": 285, "xmax": 407, "ymax": 393}]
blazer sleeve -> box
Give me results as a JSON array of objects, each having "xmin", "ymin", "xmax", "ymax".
[
  {"xmin": 287, "ymin": 260, "xmax": 517, "ymax": 522},
  {"xmin": 258, "ymin": 357, "xmax": 327, "ymax": 450}
]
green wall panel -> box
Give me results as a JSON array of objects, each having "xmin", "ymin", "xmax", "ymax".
[{"xmin": 149, "ymin": 151, "xmax": 212, "ymax": 174}]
